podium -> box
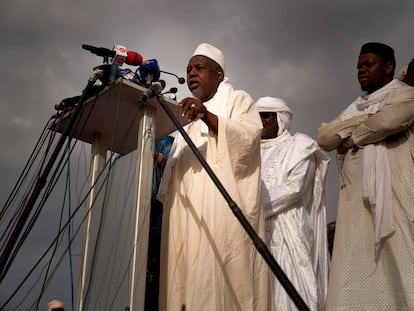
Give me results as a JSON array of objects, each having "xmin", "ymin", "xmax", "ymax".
[
  {"xmin": 52, "ymin": 78, "xmax": 186, "ymax": 311},
  {"xmin": 54, "ymin": 78, "xmax": 185, "ymax": 155}
]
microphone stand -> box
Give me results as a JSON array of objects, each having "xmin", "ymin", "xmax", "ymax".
[
  {"xmin": 154, "ymin": 94, "xmax": 310, "ymax": 311},
  {"xmin": 0, "ymin": 67, "xmax": 106, "ymax": 281}
]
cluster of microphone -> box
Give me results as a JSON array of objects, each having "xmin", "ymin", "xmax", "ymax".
[
  {"xmin": 55, "ymin": 43, "xmax": 185, "ymax": 111},
  {"xmin": 81, "ymin": 43, "xmax": 185, "ymax": 86}
]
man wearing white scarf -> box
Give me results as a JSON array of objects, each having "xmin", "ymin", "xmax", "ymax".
[
  {"xmin": 257, "ymin": 97, "xmax": 329, "ymax": 311},
  {"xmin": 157, "ymin": 43, "xmax": 274, "ymax": 311},
  {"xmin": 318, "ymin": 42, "xmax": 414, "ymax": 310}
]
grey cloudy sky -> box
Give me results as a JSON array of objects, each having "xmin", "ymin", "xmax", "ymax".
[{"xmin": 1, "ymin": 0, "xmax": 414, "ymax": 309}]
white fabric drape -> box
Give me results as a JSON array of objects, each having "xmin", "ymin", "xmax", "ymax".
[
  {"xmin": 261, "ymin": 132, "xmax": 329, "ymax": 311},
  {"xmin": 157, "ymin": 81, "xmax": 274, "ymax": 311},
  {"xmin": 338, "ymin": 79, "xmax": 406, "ymax": 252}
]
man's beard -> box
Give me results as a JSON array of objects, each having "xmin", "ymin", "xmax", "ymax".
[{"xmin": 360, "ymin": 82, "xmax": 380, "ymax": 94}]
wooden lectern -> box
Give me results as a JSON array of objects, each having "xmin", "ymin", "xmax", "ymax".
[{"xmin": 53, "ymin": 78, "xmax": 186, "ymax": 311}]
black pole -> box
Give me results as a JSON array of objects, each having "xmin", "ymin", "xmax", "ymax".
[
  {"xmin": 0, "ymin": 70, "xmax": 103, "ymax": 280},
  {"xmin": 155, "ymin": 94, "xmax": 310, "ymax": 311}
]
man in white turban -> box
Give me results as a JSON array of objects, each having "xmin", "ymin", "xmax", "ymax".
[
  {"xmin": 257, "ymin": 96, "xmax": 329, "ymax": 311},
  {"xmin": 157, "ymin": 43, "xmax": 274, "ymax": 311},
  {"xmin": 397, "ymin": 57, "xmax": 414, "ymax": 86}
]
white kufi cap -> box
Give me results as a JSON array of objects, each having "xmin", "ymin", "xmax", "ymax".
[
  {"xmin": 192, "ymin": 43, "xmax": 225, "ymax": 70},
  {"xmin": 256, "ymin": 96, "xmax": 293, "ymax": 135}
]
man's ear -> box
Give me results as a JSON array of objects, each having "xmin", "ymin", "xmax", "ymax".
[
  {"xmin": 217, "ymin": 69, "xmax": 224, "ymax": 81},
  {"xmin": 384, "ymin": 61, "xmax": 394, "ymax": 75}
]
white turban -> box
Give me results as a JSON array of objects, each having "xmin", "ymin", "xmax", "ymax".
[
  {"xmin": 397, "ymin": 65, "xmax": 408, "ymax": 81},
  {"xmin": 192, "ymin": 43, "xmax": 225, "ymax": 71},
  {"xmin": 256, "ymin": 96, "xmax": 293, "ymax": 136}
]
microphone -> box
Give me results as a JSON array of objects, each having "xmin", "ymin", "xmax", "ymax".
[
  {"xmin": 138, "ymin": 59, "xmax": 161, "ymax": 85},
  {"xmin": 160, "ymin": 70, "xmax": 186, "ymax": 84},
  {"xmin": 120, "ymin": 68, "xmax": 136, "ymax": 80},
  {"xmin": 167, "ymin": 87, "xmax": 178, "ymax": 94},
  {"xmin": 125, "ymin": 50, "xmax": 144, "ymax": 66},
  {"xmin": 162, "ymin": 87, "xmax": 178, "ymax": 101},
  {"xmin": 139, "ymin": 80, "xmax": 166, "ymax": 102},
  {"xmin": 55, "ymin": 95, "xmax": 81, "ymax": 111},
  {"xmin": 112, "ymin": 44, "xmax": 143, "ymax": 66},
  {"xmin": 111, "ymin": 44, "xmax": 127, "ymax": 66},
  {"xmin": 82, "ymin": 44, "xmax": 143, "ymax": 66}
]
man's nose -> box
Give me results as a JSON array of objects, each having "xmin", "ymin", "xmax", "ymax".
[
  {"xmin": 187, "ymin": 68, "xmax": 197, "ymax": 77},
  {"xmin": 358, "ymin": 66, "xmax": 367, "ymax": 73}
]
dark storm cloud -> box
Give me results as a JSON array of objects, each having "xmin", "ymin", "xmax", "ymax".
[{"xmin": 1, "ymin": 0, "xmax": 414, "ymax": 238}]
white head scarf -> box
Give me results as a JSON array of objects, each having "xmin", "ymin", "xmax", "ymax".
[
  {"xmin": 397, "ymin": 64, "xmax": 408, "ymax": 81},
  {"xmin": 192, "ymin": 43, "xmax": 225, "ymax": 71},
  {"xmin": 256, "ymin": 96, "xmax": 293, "ymax": 136}
]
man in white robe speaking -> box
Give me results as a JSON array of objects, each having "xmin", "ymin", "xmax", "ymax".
[
  {"xmin": 157, "ymin": 43, "xmax": 274, "ymax": 311},
  {"xmin": 318, "ymin": 42, "xmax": 414, "ymax": 310},
  {"xmin": 256, "ymin": 97, "xmax": 329, "ymax": 311}
]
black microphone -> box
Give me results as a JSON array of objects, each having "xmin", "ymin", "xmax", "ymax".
[
  {"xmin": 82, "ymin": 44, "xmax": 143, "ymax": 66},
  {"xmin": 82, "ymin": 44, "xmax": 112, "ymax": 57},
  {"xmin": 139, "ymin": 80, "xmax": 166, "ymax": 102},
  {"xmin": 160, "ymin": 70, "xmax": 186, "ymax": 84},
  {"xmin": 167, "ymin": 87, "xmax": 178, "ymax": 94},
  {"xmin": 162, "ymin": 87, "xmax": 178, "ymax": 101}
]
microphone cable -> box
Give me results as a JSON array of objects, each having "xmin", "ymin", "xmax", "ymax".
[
  {"xmin": 0, "ymin": 114, "xmax": 59, "ymax": 226},
  {"xmin": 0, "ymin": 151, "xmax": 119, "ymax": 310},
  {"xmin": 0, "ymin": 87, "xmax": 103, "ymax": 282}
]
